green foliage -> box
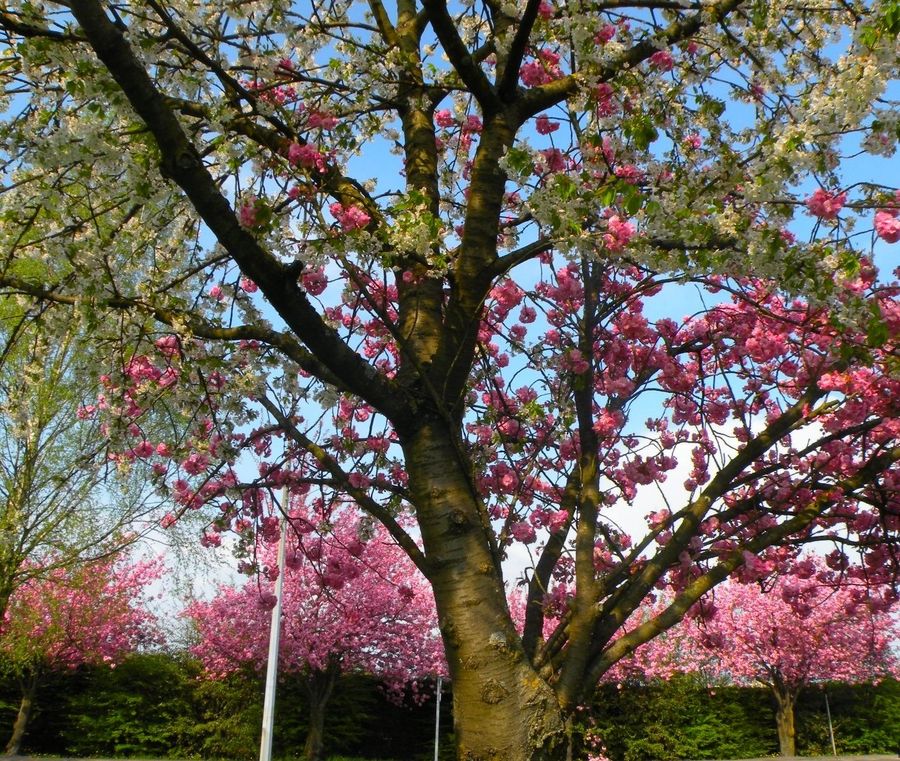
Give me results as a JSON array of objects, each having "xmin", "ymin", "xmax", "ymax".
[
  {"xmin": 588, "ymin": 675, "xmax": 776, "ymax": 761},
  {"xmin": 63, "ymin": 653, "xmax": 200, "ymax": 757},
  {"xmin": 187, "ymin": 666, "xmax": 264, "ymax": 760},
  {"xmin": 1, "ymin": 654, "xmax": 895, "ymax": 760},
  {"xmin": 795, "ymin": 681, "xmax": 900, "ymax": 756},
  {"xmin": 586, "ymin": 676, "xmax": 900, "ymax": 761}
]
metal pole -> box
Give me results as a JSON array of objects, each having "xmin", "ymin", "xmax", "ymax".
[
  {"xmin": 259, "ymin": 486, "xmax": 289, "ymax": 761},
  {"xmin": 433, "ymin": 675, "xmax": 443, "ymax": 761},
  {"xmin": 824, "ymin": 690, "xmax": 837, "ymax": 756}
]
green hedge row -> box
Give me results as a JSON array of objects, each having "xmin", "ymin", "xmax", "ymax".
[
  {"xmin": 587, "ymin": 675, "xmax": 900, "ymax": 761},
  {"xmin": 1, "ymin": 654, "xmax": 897, "ymax": 760}
]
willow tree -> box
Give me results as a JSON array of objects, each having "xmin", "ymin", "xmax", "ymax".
[{"xmin": 1, "ymin": 0, "xmax": 899, "ymax": 758}]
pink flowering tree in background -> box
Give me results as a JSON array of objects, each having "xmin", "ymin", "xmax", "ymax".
[
  {"xmin": 614, "ymin": 562, "xmax": 900, "ymax": 757},
  {"xmin": 0, "ymin": 555, "xmax": 161, "ymax": 755},
  {"xmin": 3, "ymin": 0, "xmax": 900, "ymax": 757},
  {"xmin": 186, "ymin": 502, "xmax": 442, "ymax": 761}
]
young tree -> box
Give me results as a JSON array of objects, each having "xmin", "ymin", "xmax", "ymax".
[
  {"xmin": 1, "ymin": 1, "xmax": 900, "ymax": 759},
  {"xmin": 0, "ymin": 305, "xmax": 164, "ymax": 621},
  {"xmin": 619, "ymin": 567, "xmax": 900, "ymax": 757},
  {"xmin": 0, "ymin": 555, "xmax": 161, "ymax": 755},
  {"xmin": 185, "ymin": 504, "xmax": 441, "ymax": 761}
]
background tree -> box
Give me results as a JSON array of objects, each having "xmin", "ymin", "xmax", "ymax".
[
  {"xmin": 186, "ymin": 502, "xmax": 442, "ymax": 761},
  {"xmin": 618, "ymin": 565, "xmax": 900, "ymax": 756},
  {"xmin": 0, "ymin": 554, "xmax": 161, "ymax": 755},
  {"xmin": 693, "ymin": 573, "xmax": 899, "ymax": 756},
  {"xmin": 0, "ymin": 303, "xmax": 165, "ymax": 620},
  {"xmin": 1, "ymin": 1, "xmax": 900, "ymax": 759}
]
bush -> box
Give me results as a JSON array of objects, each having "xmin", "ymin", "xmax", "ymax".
[
  {"xmin": 795, "ymin": 681, "xmax": 900, "ymax": 756},
  {"xmin": 588, "ymin": 675, "xmax": 775, "ymax": 761},
  {"xmin": 63, "ymin": 652, "xmax": 201, "ymax": 757}
]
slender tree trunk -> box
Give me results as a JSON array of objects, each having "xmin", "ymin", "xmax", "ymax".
[
  {"xmin": 773, "ymin": 687, "xmax": 797, "ymax": 757},
  {"xmin": 404, "ymin": 422, "xmax": 569, "ymax": 761},
  {"xmin": 4, "ymin": 671, "xmax": 38, "ymax": 756},
  {"xmin": 302, "ymin": 663, "xmax": 339, "ymax": 761}
]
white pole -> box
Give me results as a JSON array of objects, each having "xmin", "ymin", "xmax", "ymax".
[
  {"xmin": 259, "ymin": 486, "xmax": 289, "ymax": 761},
  {"xmin": 433, "ymin": 675, "xmax": 442, "ymax": 761},
  {"xmin": 825, "ymin": 690, "xmax": 837, "ymax": 756}
]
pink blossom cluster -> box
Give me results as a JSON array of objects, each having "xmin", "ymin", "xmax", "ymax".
[
  {"xmin": 185, "ymin": 505, "xmax": 443, "ymax": 689},
  {"xmin": 287, "ymin": 142, "xmax": 328, "ymax": 172},
  {"xmin": 2, "ymin": 556, "xmax": 162, "ymax": 671},
  {"xmin": 520, "ymin": 49, "xmax": 563, "ymax": 87},
  {"xmin": 329, "ymin": 202, "xmax": 371, "ymax": 231},
  {"xmin": 804, "ymin": 188, "xmax": 847, "ymax": 220},
  {"xmin": 874, "ymin": 191, "xmax": 900, "ymax": 243}
]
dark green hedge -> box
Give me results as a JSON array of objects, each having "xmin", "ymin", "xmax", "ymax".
[
  {"xmin": 1, "ymin": 655, "xmax": 897, "ymax": 761},
  {"xmin": 585, "ymin": 674, "xmax": 900, "ymax": 761},
  {"xmin": 0, "ymin": 653, "xmax": 449, "ymax": 761}
]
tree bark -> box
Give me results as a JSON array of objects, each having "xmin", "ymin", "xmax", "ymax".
[
  {"xmin": 4, "ymin": 671, "xmax": 38, "ymax": 756},
  {"xmin": 773, "ymin": 687, "xmax": 797, "ymax": 757},
  {"xmin": 302, "ymin": 663, "xmax": 339, "ymax": 761},
  {"xmin": 404, "ymin": 421, "xmax": 569, "ymax": 761}
]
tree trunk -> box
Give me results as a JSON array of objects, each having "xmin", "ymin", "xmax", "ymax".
[
  {"xmin": 773, "ymin": 687, "xmax": 797, "ymax": 757},
  {"xmin": 404, "ymin": 422, "xmax": 569, "ymax": 761},
  {"xmin": 302, "ymin": 663, "xmax": 339, "ymax": 761},
  {"xmin": 4, "ymin": 671, "xmax": 38, "ymax": 756}
]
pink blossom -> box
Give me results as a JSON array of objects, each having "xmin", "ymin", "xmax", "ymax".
[
  {"xmin": 613, "ymin": 164, "xmax": 643, "ymax": 184},
  {"xmin": 649, "ymin": 50, "xmax": 674, "ymax": 71},
  {"xmin": 594, "ymin": 24, "xmax": 616, "ymax": 44},
  {"xmin": 237, "ymin": 198, "xmax": 259, "ymax": 229},
  {"xmin": 200, "ymin": 531, "xmax": 222, "ymax": 548},
  {"xmin": 154, "ymin": 334, "xmax": 181, "ymax": 358},
  {"xmin": 182, "ymin": 452, "xmax": 210, "ymax": 475},
  {"xmin": 520, "ymin": 49, "xmax": 562, "ymax": 87},
  {"xmin": 306, "ymin": 111, "xmax": 339, "ymax": 130},
  {"xmin": 538, "ymin": 148, "xmax": 567, "ymax": 173},
  {"xmin": 462, "ymin": 115, "xmax": 483, "ymax": 134},
  {"xmin": 874, "ymin": 209, "xmax": 900, "ymax": 243},
  {"xmin": 347, "ymin": 472, "xmax": 371, "ymax": 490},
  {"xmin": 240, "ymin": 277, "xmax": 258, "ymax": 293},
  {"xmin": 537, "ymin": 2, "xmax": 554, "ymax": 19},
  {"xmin": 434, "ymin": 109, "xmax": 456, "ymax": 128},
  {"xmin": 535, "ymin": 114, "xmax": 560, "ymax": 135},
  {"xmin": 287, "ymin": 143, "xmax": 328, "ymax": 172},
  {"xmin": 683, "ymin": 133, "xmax": 702, "ymax": 150},
  {"xmin": 804, "ymin": 188, "xmax": 847, "ymax": 220},
  {"xmin": 509, "ymin": 521, "xmax": 537, "ymax": 544},
  {"xmin": 329, "ymin": 202, "xmax": 372, "ymax": 231},
  {"xmin": 603, "ymin": 215, "xmax": 636, "ymax": 252},
  {"xmin": 301, "ymin": 267, "xmax": 328, "ymax": 295}
]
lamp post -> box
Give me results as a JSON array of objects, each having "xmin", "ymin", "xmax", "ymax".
[
  {"xmin": 433, "ymin": 675, "xmax": 443, "ymax": 761},
  {"xmin": 259, "ymin": 485, "xmax": 288, "ymax": 761}
]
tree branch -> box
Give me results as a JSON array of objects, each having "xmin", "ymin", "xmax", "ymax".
[{"xmin": 67, "ymin": 0, "xmax": 405, "ymax": 421}]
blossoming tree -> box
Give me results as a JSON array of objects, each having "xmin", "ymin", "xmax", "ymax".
[
  {"xmin": 186, "ymin": 504, "xmax": 441, "ymax": 761},
  {"xmin": 1, "ymin": 0, "xmax": 900, "ymax": 758},
  {"xmin": 617, "ymin": 565, "xmax": 900, "ymax": 756},
  {"xmin": 0, "ymin": 555, "xmax": 161, "ymax": 755},
  {"xmin": 0, "ymin": 301, "xmax": 166, "ymax": 621}
]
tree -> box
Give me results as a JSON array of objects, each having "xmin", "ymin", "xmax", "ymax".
[
  {"xmin": 0, "ymin": 304, "xmax": 164, "ymax": 621},
  {"xmin": 0, "ymin": 554, "xmax": 161, "ymax": 755},
  {"xmin": 186, "ymin": 503, "xmax": 441, "ymax": 761},
  {"xmin": 616, "ymin": 564, "xmax": 900, "ymax": 756},
  {"xmin": 1, "ymin": 1, "xmax": 900, "ymax": 758}
]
